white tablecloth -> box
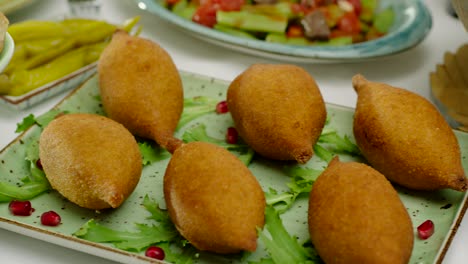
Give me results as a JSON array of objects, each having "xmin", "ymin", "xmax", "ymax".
[{"xmin": 0, "ymin": 0, "xmax": 466, "ymax": 263}]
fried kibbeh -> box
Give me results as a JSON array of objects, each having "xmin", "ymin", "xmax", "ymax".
[
  {"xmin": 308, "ymin": 157, "xmax": 414, "ymax": 264},
  {"xmin": 98, "ymin": 31, "xmax": 183, "ymax": 153},
  {"xmin": 39, "ymin": 113, "xmax": 142, "ymax": 210},
  {"xmin": 227, "ymin": 64, "xmax": 326, "ymax": 163},
  {"xmin": 164, "ymin": 141, "xmax": 265, "ymax": 254},
  {"xmin": 352, "ymin": 74, "xmax": 468, "ymax": 191}
]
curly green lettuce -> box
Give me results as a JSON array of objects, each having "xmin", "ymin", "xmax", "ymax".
[{"xmin": 74, "ymin": 195, "xmax": 197, "ymax": 263}]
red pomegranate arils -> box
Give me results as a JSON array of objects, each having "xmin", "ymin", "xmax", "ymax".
[
  {"xmin": 417, "ymin": 219, "xmax": 434, "ymax": 240},
  {"xmin": 41, "ymin": 211, "xmax": 61, "ymax": 226},
  {"xmin": 226, "ymin": 127, "xmax": 238, "ymax": 144},
  {"xmin": 216, "ymin": 100, "xmax": 229, "ymax": 114},
  {"xmin": 36, "ymin": 159, "xmax": 43, "ymax": 170},
  {"xmin": 9, "ymin": 200, "xmax": 34, "ymax": 216},
  {"xmin": 145, "ymin": 246, "xmax": 165, "ymax": 260}
]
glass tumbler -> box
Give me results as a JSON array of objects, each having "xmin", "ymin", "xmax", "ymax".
[{"xmin": 67, "ymin": 0, "xmax": 102, "ymax": 18}]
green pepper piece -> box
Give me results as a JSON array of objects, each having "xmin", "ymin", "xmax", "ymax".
[
  {"xmin": 214, "ymin": 24, "xmax": 257, "ymax": 39},
  {"xmin": 5, "ymin": 38, "xmax": 70, "ymax": 74},
  {"xmin": 8, "ymin": 21, "xmax": 69, "ymax": 42},
  {"xmin": 0, "ymin": 74, "xmax": 12, "ymax": 94},
  {"xmin": 217, "ymin": 10, "xmax": 288, "ymax": 34},
  {"xmin": 8, "ymin": 41, "xmax": 107, "ymax": 96},
  {"xmin": 265, "ymin": 33, "xmax": 310, "ymax": 45},
  {"xmin": 4, "ymin": 44, "xmax": 27, "ymax": 74},
  {"xmin": 76, "ymin": 22, "xmax": 116, "ymax": 45},
  {"xmin": 373, "ymin": 7, "xmax": 395, "ymax": 34},
  {"xmin": 7, "ymin": 22, "xmax": 116, "ymax": 73},
  {"xmin": 22, "ymin": 37, "xmax": 67, "ymax": 57},
  {"xmin": 64, "ymin": 18, "xmax": 140, "ymax": 45},
  {"xmin": 83, "ymin": 41, "xmax": 108, "ymax": 64},
  {"xmin": 241, "ymin": 2, "xmax": 294, "ymax": 19},
  {"xmin": 15, "ymin": 39, "xmax": 76, "ymax": 71},
  {"xmin": 315, "ymin": 36, "xmax": 353, "ymax": 46},
  {"xmin": 60, "ymin": 18, "xmax": 104, "ymax": 28},
  {"xmin": 266, "ymin": 33, "xmax": 352, "ymax": 46},
  {"xmin": 324, "ymin": 4, "xmax": 345, "ymax": 28},
  {"xmin": 5, "ymin": 16, "xmax": 140, "ymax": 96},
  {"xmin": 9, "ymin": 44, "xmax": 27, "ymax": 62},
  {"xmin": 359, "ymin": 20, "xmax": 370, "ymax": 33},
  {"xmin": 172, "ymin": 0, "xmax": 197, "ymax": 20},
  {"xmin": 360, "ymin": 0, "xmax": 378, "ymax": 22},
  {"xmin": 122, "ymin": 16, "xmax": 141, "ymax": 33}
]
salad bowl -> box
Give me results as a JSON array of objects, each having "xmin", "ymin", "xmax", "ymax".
[{"xmin": 134, "ymin": 0, "xmax": 432, "ymax": 62}]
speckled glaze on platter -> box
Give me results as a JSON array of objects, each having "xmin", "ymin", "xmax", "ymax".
[
  {"xmin": 0, "ymin": 72, "xmax": 467, "ymax": 264},
  {"xmin": 133, "ymin": 0, "xmax": 432, "ymax": 62}
]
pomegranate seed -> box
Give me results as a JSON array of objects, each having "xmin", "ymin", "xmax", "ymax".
[
  {"xmin": 9, "ymin": 200, "xmax": 34, "ymax": 216},
  {"xmin": 36, "ymin": 159, "xmax": 43, "ymax": 170},
  {"xmin": 145, "ymin": 246, "xmax": 165, "ymax": 260},
  {"xmin": 226, "ymin": 127, "xmax": 238, "ymax": 144},
  {"xmin": 216, "ymin": 100, "xmax": 229, "ymax": 114},
  {"xmin": 41, "ymin": 211, "xmax": 61, "ymax": 226},
  {"xmin": 417, "ymin": 219, "xmax": 435, "ymax": 240}
]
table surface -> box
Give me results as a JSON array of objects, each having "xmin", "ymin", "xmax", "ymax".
[{"xmin": 0, "ymin": 0, "xmax": 467, "ymax": 263}]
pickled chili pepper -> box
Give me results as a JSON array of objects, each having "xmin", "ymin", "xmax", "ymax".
[
  {"xmin": 8, "ymin": 21, "xmax": 69, "ymax": 42},
  {"xmin": 11, "ymin": 39, "xmax": 76, "ymax": 72},
  {"xmin": 8, "ymin": 41, "xmax": 107, "ymax": 96},
  {"xmin": 1, "ymin": 16, "xmax": 141, "ymax": 96},
  {"xmin": 166, "ymin": 0, "xmax": 394, "ymax": 46}
]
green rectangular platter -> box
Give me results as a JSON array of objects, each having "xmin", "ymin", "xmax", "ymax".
[{"xmin": 0, "ymin": 72, "xmax": 467, "ymax": 264}]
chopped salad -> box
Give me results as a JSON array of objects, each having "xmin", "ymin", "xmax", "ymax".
[{"xmin": 163, "ymin": 0, "xmax": 395, "ymax": 46}]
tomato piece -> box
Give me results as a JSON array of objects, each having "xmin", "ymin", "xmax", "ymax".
[
  {"xmin": 346, "ymin": 0, "xmax": 362, "ymax": 16},
  {"xmin": 337, "ymin": 11, "xmax": 360, "ymax": 34},
  {"xmin": 330, "ymin": 29, "xmax": 347, "ymax": 38},
  {"xmin": 291, "ymin": 4, "xmax": 304, "ymax": 15},
  {"xmin": 192, "ymin": 3, "xmax": 218, "ymax": 28},
  {"xmin": 291, "ymin": 3, "xmax": 313, "ymax": 15},
  {"xmin": 216, "ymin": 0, "xmax": 244, "ymax": 11},
  {"xmin": 192, "ymin": 0, "xmax": 243, "ymax": 27},
  {"xmin": 299, "ymin": 0, "xmax": 328, "ymax": 9}
]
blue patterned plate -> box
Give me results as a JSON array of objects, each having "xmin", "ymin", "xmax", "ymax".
[{"xmin": 134, "ymin": 0, "xmax": 432, "ymax": 62}]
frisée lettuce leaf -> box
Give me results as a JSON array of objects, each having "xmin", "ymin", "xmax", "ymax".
[{"xmin": 74, "ymin": 195, "xmax": 197, "ymax": 263}]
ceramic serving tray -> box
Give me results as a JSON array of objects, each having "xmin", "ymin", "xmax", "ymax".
[
  {"xmin": 0, "ymin": 72, "xmax": 467, "ymax": 264},
  {"xmin": 0, "ymin": 62, "xmax": 97, "ymax": 110}
]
